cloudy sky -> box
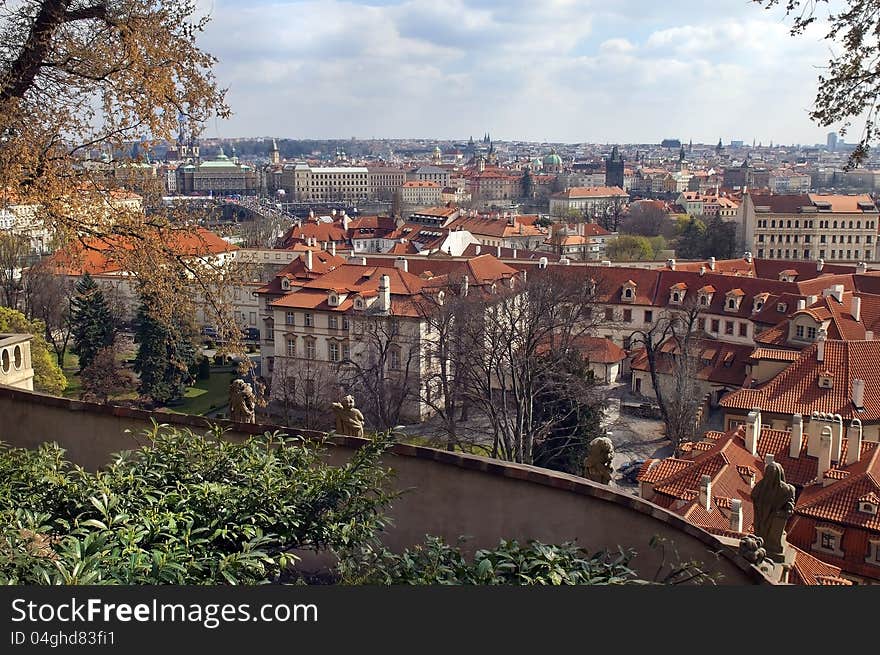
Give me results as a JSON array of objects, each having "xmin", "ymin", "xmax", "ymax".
[{"xmin": 196, "ymin": 0, "xmax": 841, "ymax": 145}]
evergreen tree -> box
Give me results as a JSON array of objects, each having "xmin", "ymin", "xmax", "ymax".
[
  {"xmin": 133, "ymin": 293, "xmax": 197, "ymax": 404},
  {"xmin": 675, "ymin": 218, "xmax": 706, "ymax": 259},
  {"xmin": 70, "ymin": 273, "xmax": 115, "ymax": 372}
]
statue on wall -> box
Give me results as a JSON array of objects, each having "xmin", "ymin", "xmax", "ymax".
[
  {"xmin": 750, "ymin": 461, "xmax": 795, "ymax": 561},
  {"xmin": 738, "ymin": 535, "xmax": 767, "ymax": 566},
  {"xmin": 584, "ymin": 436, "xmax": 615, "ymax": 484},
  {"xmin": 229, "ymin": 378, "xmax": 256, "ymax": 424},
  {"xmin": 331, "ymin": 395, "xmax": 365, "ymax": 438}
]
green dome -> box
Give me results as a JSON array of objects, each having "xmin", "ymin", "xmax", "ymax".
[{"xmin": 543, "ymin": 150, "xmax": 562, "ymax": 166}]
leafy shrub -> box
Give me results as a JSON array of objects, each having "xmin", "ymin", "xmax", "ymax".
[
  {"xmin": 0, "ymin": 424, "xmax": 396, "ymax": 584},
  {"xmin": 338, "ymin": 537, "xmax": 641, "ymax": 585}
]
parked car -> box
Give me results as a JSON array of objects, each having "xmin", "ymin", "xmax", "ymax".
[
  {"xmin": 241, "ymin": 327, "xmax": 260, "ymax": 342},
  {"xmin": 200, "ymin": 326, "xmax": 218, "ymax": 338}
]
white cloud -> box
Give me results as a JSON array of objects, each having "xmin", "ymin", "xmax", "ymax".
[{"xmin": 193, "ymin": 0, "xmax": 838, "ymax": 143}]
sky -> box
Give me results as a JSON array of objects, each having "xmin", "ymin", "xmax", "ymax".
[{"xmin": 195, "ymin": 0, "xmax": 843, "ymax": 145}]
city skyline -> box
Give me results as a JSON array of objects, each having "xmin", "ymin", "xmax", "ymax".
[{"xmin": 198, "ymin": 0, "xmax": 846, "ymax": 144}]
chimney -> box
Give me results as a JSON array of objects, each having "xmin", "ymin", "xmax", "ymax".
[
  {"xmin": 602, "ymin": 260, "xmax": 612, "ymax": 267},
  {"xmin": 729, "ymin": 499, "xmax": 743, "ymax": 533},
  {"xmin": 377, "ymin": 274, "xmax": 391, "ymax": 312},
  {"xmin": 790, "ymin": 413, "xmax": 804, "ymax": 458},
  {"xmin": 461, "ymin": 274, "xmax": 469, "ymax": 297},
  {"xmin": 816, "ymin": 329, "xmax": 827, "ymax": 362},
  {"xmin": 856, "ymin": 261, "xmax": 868, "ymax": 274},
  {"xmin": 475, "ymin": 244, "xmax": 481, "ymax": 255},
  {"xmin": 538, "ymin": 256, "xmax": 548, "ymax": 269},
  {"xmin": 698, "ymin": 474, "xmax": 712, "ymax": 512},
  {"xmin": 342, "ymin": 212, "xmax": 351, "ymax": 231},
  {"xmin": 797, "ymin": 299, "xmax": 806, "ymax": 311},
  {"xmin": 823, "ymin": 284, "xmax": 845, "ymax": 303},
  {"xmin": 709, "ymin": 256, "xmax": 716, "ymax": 270},
  {"xmin": 852, "ymin": 296, "xmax": 862, "ymax": 322},
  {"xmin": 560, "ymin": 257, "xmax": 571, "ymax": 265},
  {"xmin": 817, "ymin": 258, "xmax": 825, "ymax": 272},
  {"xmin": 744, "ymin": 251, "xmax": 753, "ymax": 263},
  {"xmin": 851, "ymin": 378, "xmax": 865, "ymax": 410},
  {"xmin": 497, "ymin": 245, "xmax": 502, "ymax": 257},
  {"xmin": 347, "ymin": 255, "xmax": 367, "ymax": 265},
  {"xmin": 818, "ymin": 426, "xmax": 833, "ymax": 483},
  {"xmin": 667, "ymin": 258, "xmax": 676, "ymax": 271},
  {"xmin": 512, "ymin": 248, "xmax": 517, "ymax": 259},
  {"xmin": 304, "ymin": 249, "xmax": 313, "ymax": 269},
  {"xmin": 846, "ymin": 419, "xmax": 863, "ymax": 466},
  {"xmin": 867, "ymin": 330, "xmax": 875, "ymax": 341},
  {"xmin": 394, "ymin": 257, "xmax": 408, "ymax": 273},
  {"xmin": 699, "ymin": 265, "xmax": 706, "ymax": 277},
  {"xmin": 330, "ymin": 242, "xmax": 337, "ymax": 256},
  {"xmin": 745, "ymin": 408, "xmax": 761, "ymax": 455}
]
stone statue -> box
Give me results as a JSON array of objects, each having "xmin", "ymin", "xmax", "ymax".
[
  {"xmin": 229, "ymin": 378, "xmax": 256, "ymax": 424},
  {"xmin": 584, "ymin": 436, "xmax": 615, "ymax": 484},
  {"xmin": 331, "ymin": 395, "xmax": 365, "ymax": 438},
  {"xmin": 750, "ymin": 461, "xmax": 795, "ymax": 561},
  {"xmin": 738, "ymin": 535, "xmax": 767, "ymax": 566}
]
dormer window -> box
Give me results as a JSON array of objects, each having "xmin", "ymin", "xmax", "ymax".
[
  {"xmin": 777, "ymin": 302, "xmax": 787, "ymax": 313},
  {"xmin": 669, "ymin": 283, "xmax": 687, "ymax": 304},
  {"xmin": 354, "ymin": 298, "xmax": 364, "ymax": 310},
  {"xmin": 814, "ymin": 525, "xmax": 844, "ymax": 557},
  {"xmin": 697, "ymin": 285, "xmax": 715, "ymax": 307},
  {"xmin": 621, "ymin": 280, "xmax": 637, "ymax": 303},
  {"xmin": 725, "ymin": 289, "xmax": 745, "ymax": 312},
  {"xmin": 818, "ymin": 370, "xmax": 834, "ymax": 389},
  {"xmin": 281, "ymin": 278, "xmax": 291, "ymax": 291},
  {"xmin": 328, "ymin": 291, "xmax": 339, "ymax": 307},
  {"xmin": 859, "ymin": 501, "xmax": 878, "ymax": 515}
]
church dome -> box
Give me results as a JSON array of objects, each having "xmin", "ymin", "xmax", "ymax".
[{"xmin": 543, "ymin": 149, "xmax": 562, "ymax": 167}]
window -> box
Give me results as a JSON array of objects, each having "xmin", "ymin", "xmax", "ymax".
[
  {"xmin": 623, "ymin": 309, "xmax": 632, "ymax": 323},
  {"xmin": 796, "ymin": 325, "xmax": 805, "ymax": 339},
  {"xmin": 739, "ymin": 323, "xmax": 748, "ymax": 337},
  {"xmin": 644, "ymin": 310, "xmax": 653, "ymax": 323},
  {"xmin": 286, "ymin": 338, "xmax": 296, "ymax": 357},
  {"xmin": 624, "ymin": 288, "xmax": 633, "ymax": 299},
  {"xmin": 285, "ymin": 311, "xmax": 295, "ymax": 325},
  {"xmin": 390, "ymin": 348, "xmax": 401, "ymax": 370},
  {"xmin": 604, "ymin": 307, "xmax": 613, "ymax": 321},
  {"xmin": 711, "ymin": 319, "xmax": 720, "ymax": 333},
  {"xmin": 725, "ymin": 321, "xmax": 734, "ymax": 335},
  {"xmin": 807, "ymin": 326, "xmax": 817, "ymax": 340},
  {"xmin": 819, "ymin": 531, "xmax": 838, "ymax": 552},
  {"xmin": 304, "ymin": 313, "xmax": 313, "ymax": 327},
  {"xmin": 342, "ymin": 316, "xmax": 350, "ymax": 330},
  {"xmin": 329, "ymin": 341, "xmax": 340, "ymax": 362},
  {"xmin": 305, "ymin": 339, "xmax": 316, "ymax": 360},
  {"xmin": 342, "ymin": 343, "xmax": 351, "ymax": 360},
  {"xmin": 698, "ymin": 318, "xmax": 706, "ymax": 331},
  {"xmin": 329, "ymin": 316, "xmax": 338, "ymax": 329},
  {"xmin": 727, "ymin": 299, "xmax": 736, "ymax": 309}
]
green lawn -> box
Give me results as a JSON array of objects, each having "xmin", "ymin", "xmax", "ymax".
[{"xmin": 172, "ymin": 371, "xmax": 235, "ymax": 416}]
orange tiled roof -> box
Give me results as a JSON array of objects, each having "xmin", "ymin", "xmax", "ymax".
[{"xmin": 720, "ymin": 340, "xmax": 880, "ymax": 421}]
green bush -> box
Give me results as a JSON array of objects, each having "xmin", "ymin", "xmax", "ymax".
[
  {"xmin": 339, "ymin": 537, "xmax": 641, "ymax": 585},
  {"xmin": 197, "ymin": 356, "xmax": 211, "ymax": 380},
  {"xmin": 0, "ymin": 425, "xmax": 396, "ymax": 585}
]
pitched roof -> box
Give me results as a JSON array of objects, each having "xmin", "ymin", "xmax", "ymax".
[{"xmin": 720, "ymin": 340, "xmax": 880, "ymax": 421}]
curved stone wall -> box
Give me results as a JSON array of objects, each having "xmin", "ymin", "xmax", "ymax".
[{"xmin": 0, "ymin": 386, "xmax": 770, "ymax": 584}]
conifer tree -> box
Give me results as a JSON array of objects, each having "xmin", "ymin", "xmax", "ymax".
[
  {"xmin": 133, "ymin": 292, "xmax": 196, "ymax": 404},
  {"xmin": 70, "ymin": 274, "xmax": 115, "ymax": 372}
]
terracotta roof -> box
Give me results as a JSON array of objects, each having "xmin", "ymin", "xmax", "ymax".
[
  {"xmin": 789, "ymin": 545, "xmax": 851, "ymax": 586},
  {"xmin": 630, "ymin": 338, "xmax": 753, "ymax": 387},
  {"xmin": 750, "ymin": 348, "xmax": 801, "ymax": 362},
  {"xmin": 551, "ymin": 186, "xmax": 628, "ymax": 199},
  {"xmin": 46, "ymin": 227, "xmax": 236, "ymax": 276},
  {"xmin": 720, "ymin": 340, "xmax": 880, "ymax": 421},
  {"xmin": 570, "ymin": 336, "xmax": 627, "ymax": 364}
]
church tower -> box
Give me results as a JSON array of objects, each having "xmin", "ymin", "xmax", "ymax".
[{"xmin": 270, "ymin": 138, "xmax": 280, "ymax": 165}]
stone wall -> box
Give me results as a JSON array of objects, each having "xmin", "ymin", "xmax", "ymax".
[{"xmin": 0, "ymin": 385, "xmax": 771, "ymax": 584}]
